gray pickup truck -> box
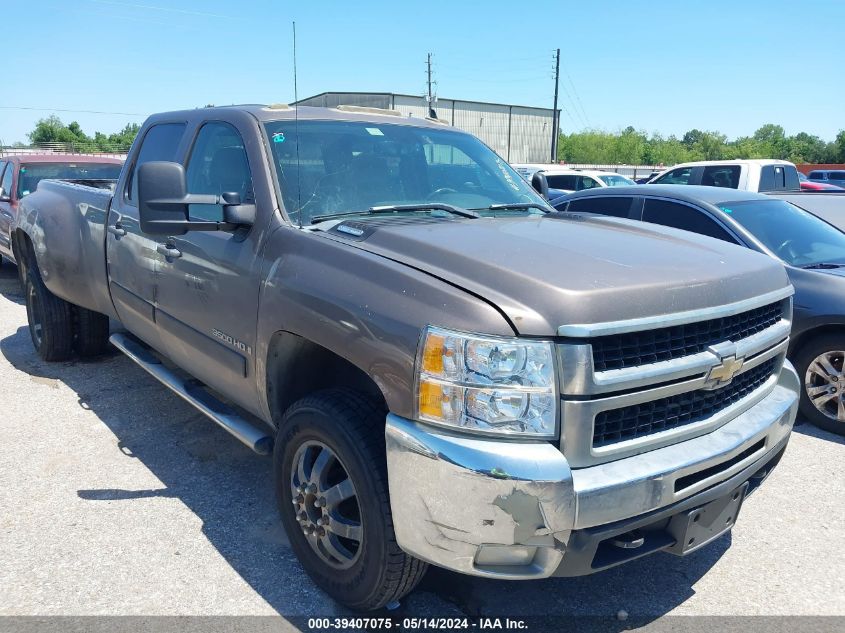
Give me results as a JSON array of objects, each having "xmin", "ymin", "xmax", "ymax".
[{"xmin": 14, "ymin": 104, "xmax": 799, "ymax": 610}]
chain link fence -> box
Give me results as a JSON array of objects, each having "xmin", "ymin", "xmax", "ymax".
[{"xmin": 1, "ymin": 142, "xmax": 128, "ymax": 160}]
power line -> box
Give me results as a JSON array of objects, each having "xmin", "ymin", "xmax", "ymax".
[
  {"xmin": 0, "ymin": 106, "xmax": 146, "ymax": 117},
  {"xmin": 560, "ymin": 60, "xmax": 590, "ymax": 128},
  {"xmin": 85, "ymin": 0, "xmax": 234, "ymax": 19}
]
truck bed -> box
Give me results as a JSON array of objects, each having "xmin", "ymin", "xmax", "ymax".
[{"xmin": 16, "ymin": 179, "xmax": 118, "ymax": 320}]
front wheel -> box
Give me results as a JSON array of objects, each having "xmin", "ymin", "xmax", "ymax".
[
  {"xmin": 794, "ymin": 334, "xmax": 845, "ymax": 436},
  {"xmin": 273, "ymin": 390, "xmax": 427, "ymax": 610}
]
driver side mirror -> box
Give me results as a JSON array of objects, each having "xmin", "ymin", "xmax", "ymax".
[
  {"xmin": 0, "ymin": 187, "xmax": 10, "ymax": 203},
  {"xmin": 531, "ymin": 171, "xmax": 549, "ymax": 200},
  {"xmin": 138, "ymin": 161, "xmax": 255, "ymax": 235}
]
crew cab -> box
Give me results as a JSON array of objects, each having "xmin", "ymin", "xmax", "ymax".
[
  {"xmin": 0, "ymin": 154, "xmax": 123, "ymax": 273},
  {"xmin": 13, "ymin": 104, "xmax": 799, "ymax": 610},
  {"xmin": 648, "ymin": 159, "xmax": 800, "ymax": 192}
]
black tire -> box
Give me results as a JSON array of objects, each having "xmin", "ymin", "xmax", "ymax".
[
  {"xmin": 273, "ymin": 389, "xmax": 427, "ymax": 610},
  {"xmin": 25, "ymin": 268, "xmax": 74, "ymax": 362},
  {"xmin": 793, "ymin": 334, "xmax": 845, "ymax": 436},
  {"xmin": 75, "ymin": 307, "xmax": 110, "ymax": 357}
]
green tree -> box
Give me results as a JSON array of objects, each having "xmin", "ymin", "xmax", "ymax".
[
  {"xmin": 26, "ymin": 116, "xmax": 138, "ymax": 152},
  {"xmin": 834, "ymin": 130, "xmax": 845, "ymax": 163}
]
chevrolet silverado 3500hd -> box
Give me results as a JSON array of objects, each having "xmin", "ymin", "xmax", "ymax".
[{"xmin": 14, "ymin": 104, "xmax": 799, "ymax": 610}]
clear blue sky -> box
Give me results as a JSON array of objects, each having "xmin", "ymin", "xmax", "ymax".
[{"xmin": 3, "ymin": 0, "xmax": 843, "ymax": 145}]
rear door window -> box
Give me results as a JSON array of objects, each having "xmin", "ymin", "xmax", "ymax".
[
  {"xmin": 545, "ymin": 174, "xmax": 578, "ymax": 190},
  {"xmin": 566, "ymin": 196, "xmax": 635, "ymax": 218},
  {"xmin": 126, "ymin": 123, "xmax": 187, "ymax": 203},
  {"xmin": 808, "ymin": 171, "xmax": 824, "ymax": 179},
  {"xmin": 829, "ymin": 171, "xmax": 845, "ymax": 181},
  {"xmin": 642, "ymin": 198, "xmax": 736, "ymax": 242},
  {"xmin": 759, "ymin": 164, "xmax": 796, "ymax": 192},
  {"xmin": 701, "ymin": 165, "xmax": 740, "ymax": 189},
  {"xmin": 653, "ymin": 167, "xmax": 693, "ymax": 185}
]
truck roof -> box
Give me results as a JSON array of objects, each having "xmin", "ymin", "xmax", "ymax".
[
  {"xmin": 670, "ymin": 159, "xmax": 795, "ymax": 168},
  {"xmin": 562, "ymin": 184, "xmax": 773, "ymax": 205},
  {"xmin": 148, "ymin": 104, "xmax": 463, "ymax": 131}
]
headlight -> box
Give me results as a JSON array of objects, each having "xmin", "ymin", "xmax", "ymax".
[{"xmin": 415, "ymin": 326, "xmax": 558, "ymax": 438}]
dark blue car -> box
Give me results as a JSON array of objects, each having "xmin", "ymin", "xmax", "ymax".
[{"xmin": 552, "ymin": 184, "xmax": 845, "ymax": 436}]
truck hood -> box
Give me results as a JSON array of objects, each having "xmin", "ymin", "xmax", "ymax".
[{"xmin": 324, "ymin": 214, "xmax": 791, "ymax": 336}]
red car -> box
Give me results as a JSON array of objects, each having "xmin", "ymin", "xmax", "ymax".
[
  {"xmin": 799, "ymin": 171, "xmax": 844, "ymax": 191},
  {"xmin": 0, "ymin": 154, "xmax": 124, "ymax": 273}
]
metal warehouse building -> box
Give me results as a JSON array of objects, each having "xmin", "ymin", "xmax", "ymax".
[{"xmin": 295, "ymin": 92, "xmax": 557, "ymax": 164}]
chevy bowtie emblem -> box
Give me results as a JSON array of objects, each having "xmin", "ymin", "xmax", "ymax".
[{"xmin": 705, "ymin": 354, "xmax": 745, "ymax": 388}]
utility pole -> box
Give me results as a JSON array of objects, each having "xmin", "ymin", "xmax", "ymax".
[
  {"xmin": 426, "ymin": 52, "xmax": 436, "ymax": 118},
  {"xmin": 551, "ymin": 48, "xmax": 560, "ymax": 162}
]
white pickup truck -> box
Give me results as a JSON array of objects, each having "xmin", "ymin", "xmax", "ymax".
[{"xmin": 648, "ymin": 159, "xmax": 800, "ymax": 193}]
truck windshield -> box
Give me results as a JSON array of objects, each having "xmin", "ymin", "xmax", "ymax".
[
  {"xmin": 264, "ymin": 120, "xmax": 547, "ymax": 224},
  {"xmin": 17, "ymin": 162, "xmax": 122, "ymax": 198},
  {"xmin": 718, "ymin": 199, "xmax": 845, "ymax": 268}
]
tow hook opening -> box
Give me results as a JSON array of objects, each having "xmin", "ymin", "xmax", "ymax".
[{"xmin": 610, "ymin": 529, "xmax": 645, "ymax": 549}]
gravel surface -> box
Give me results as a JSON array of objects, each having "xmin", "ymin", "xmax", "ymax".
[{"xmin": 0, "ymin": 262, "xmax": 843, "ymax": 623}]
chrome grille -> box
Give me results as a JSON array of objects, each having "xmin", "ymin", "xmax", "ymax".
[
  {"xmin": 590, "ymin": 302, "xmax": 783, "ymax": 372},
  {"xmin": 592, "ymin": 357, "xmax": 778, "ymax": 447}
]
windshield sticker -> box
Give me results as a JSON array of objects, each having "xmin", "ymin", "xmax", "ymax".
[
  {"xmin": 20, "ymin": 167, "xmax": 27, "ymax": 173},
  {"xmin": 365, "ymin": 127, "xmax": 384, "ymax": 136},
  {"xmin": 723, "ymin": 207, "xmax": 733, "ymax": 214},
  {"xmin": 272, "ymin": 132, "xmax": 286, "ymax": 143}
]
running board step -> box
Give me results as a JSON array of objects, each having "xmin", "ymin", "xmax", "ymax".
[{"xmin": 109, "ymin": 332, "xmax": 274, "ymax": 455}]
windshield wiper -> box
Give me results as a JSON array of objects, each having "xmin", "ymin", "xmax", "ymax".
[
  {"xmin": 311, "ymin": 203, "xmax": 478, "ymax": 224},
  {"xmin": 801, "ymin": 262, "xmax": 845, "ymax": 270},
  {"xmin": 470, "ymin": 202, "xmax": 552, "ymax": 214}
]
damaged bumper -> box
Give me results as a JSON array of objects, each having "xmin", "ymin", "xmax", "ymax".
[{"xmin": 385, "ymin": 362, "xmax": 799, "ymax": 579}]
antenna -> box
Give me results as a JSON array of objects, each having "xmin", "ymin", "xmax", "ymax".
[{"xmin": 293, "ymin": 21, "xmax": 302, "ymax": 228}]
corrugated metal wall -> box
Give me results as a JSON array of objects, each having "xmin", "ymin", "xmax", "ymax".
[{"xmin": 296, "ymin": 93, "xmax": 555, "ymax": 163}]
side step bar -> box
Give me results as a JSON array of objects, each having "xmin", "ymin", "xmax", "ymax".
[{"xmin": 109, "ymin": 332, "xmax": 274, "ymax": 455}]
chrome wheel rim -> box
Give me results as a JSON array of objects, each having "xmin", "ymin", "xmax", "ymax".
[
  {"xmin": 805, "ymin": 350, "xmax": 845, "ymax": 424},
  {"xmin": 290, "ymin": 440, "xmax": 362, "ymax": 569},
  {"xmin": 27, "ymin": 283, "xmax": 43, "ymax": 348}
]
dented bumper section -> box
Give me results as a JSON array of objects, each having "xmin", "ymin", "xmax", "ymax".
[{"xmin": 385, "ymin": 362, "xmax": 799, "ymax": 579}]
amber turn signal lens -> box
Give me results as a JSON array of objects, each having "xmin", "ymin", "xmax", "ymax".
[
  {"xmin": 418, "ymin": 380, "xmax": 445, "ymax": 419},
  {"xmin": 421, "ymin": 333, "xmax": 446, "ymax": 375}
]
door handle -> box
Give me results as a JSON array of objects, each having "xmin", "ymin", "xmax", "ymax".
[
  {"xmin": 157, "ymin": 243, "xmax": 182, "ymax": 259},
  {"xmin": 0, "ymin": 210, "xmax": 12, "ymax": 219},
  {"xmin": 108, "ymin": 223, "xmax": 127, "ymax": 237}
]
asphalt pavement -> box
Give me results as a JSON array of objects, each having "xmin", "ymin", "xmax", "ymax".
[{"xmin": 0, "ymin": 262, "xmax": 843, "ymax": 626}]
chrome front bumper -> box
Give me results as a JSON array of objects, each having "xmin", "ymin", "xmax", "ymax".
[{"xmin": 385, "ymin": 362, "xmax": 799, "ymax": 579}]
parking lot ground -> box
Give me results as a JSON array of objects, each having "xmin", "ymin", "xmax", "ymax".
[{"xmin": 0, "ymin": 263, "xmax": 843, "ymax": 626}]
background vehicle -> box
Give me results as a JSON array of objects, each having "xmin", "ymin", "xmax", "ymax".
[
  {"xmin": 553, "ymin": 184, "xmax": 845, "ymax": 436},
  {"xmin": 769, "ymin": 190, "xmax": 845, "ymax": 231},
  {"xmin": 636, "ymin": 170, "xmax": 662, "ymax": 184},
  {"xmin": 807, "ymin": 169, "xmax": 845, "ymax": 188},
  {"xmin": 512, "ymin": 164, "xmax": 635, "ymax": 198},
  {"xmin": 647, "ymin": 159, "xmax": 800, "ymax": 192},
  {"xmin": 0, "ymin": 154, "xmax": 123, "ymax": 273},
  {"xmin": 13, "ymin": 105, "xmax": 798, "ymax": 610},
  {"xmin": 798, "ymin": 172, "xmax": 844, "ymax": 191}
]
